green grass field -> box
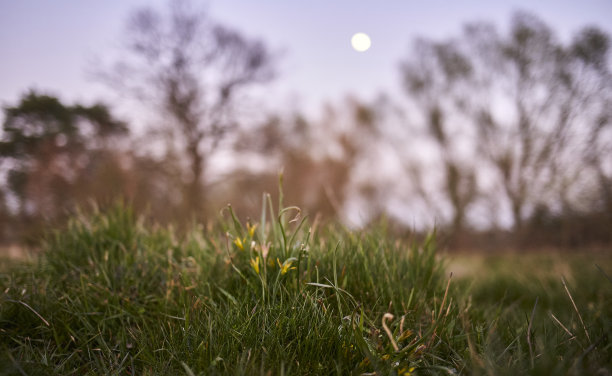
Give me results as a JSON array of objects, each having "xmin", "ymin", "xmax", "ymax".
[{"xmin": 1, "ymin": 198, "xmax": 611, "ymax": 375}]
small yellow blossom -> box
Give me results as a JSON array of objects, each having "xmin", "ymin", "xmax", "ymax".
[
  {"xmin": 398, "ymin": 366, "xmax": 416, "ymax": 375},
  {"xmin": 250, "ymin": 257, "xmax": 260, "ymax": 274},
  {"xmin": 247, "ymin": 223, "xmax": 258, "ymax": 238},
  {"xmin": 277, "ymin": 258, "xmax": 296, "ymax": 275},
  {"xmin": 359, "ymin": 357, "xmax": 370, "ymax": 367},
  {"xmin": 398, "ymin": 329, "xmax": 413, "ymax": 342},
  {"xmin": 234, "ymin": 237, "xmax": 245, "ymax": 251}
]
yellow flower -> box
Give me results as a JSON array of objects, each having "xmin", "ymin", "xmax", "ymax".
[
  {"xmin": 247, "ymin": 223, "xmax": 258, "ymax": 238},
  {"xmin": 359, "ymin": 357, "xmax": 370, "ymax": 367},
  {"xmin": 398, "ymin": 329, "xmax": 413, "ymax": 342},
  {"xmin": 398, "ymin": 366, "xmax": 416, "ymax": 375},
  {"xmin": 234, "ymin": 237, "xmax": 245, "ymax": 251},
  {"xmin": 250, "ymin": 257, "xmax": 260, "ymax": 274},
  {"xmin": 277, "ymin": 258, "xmax": 296, "ymax": 275}
]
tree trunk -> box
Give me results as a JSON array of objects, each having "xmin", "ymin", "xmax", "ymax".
[
  {"xmin": 511, "ymin": 198, "xmax": 524, "ymax": 235},
  {"xmin": 186, "ymin": 141, "xmax": 206, "ymax": 219}
]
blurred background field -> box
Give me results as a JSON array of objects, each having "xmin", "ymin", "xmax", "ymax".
[{"xmin": 1, "ymin": 0, "xmax": 611, "ymax": 253}]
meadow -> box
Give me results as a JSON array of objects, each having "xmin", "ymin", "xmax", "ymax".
[{"xmin": 1, "ymin": 196, "xmax": 610, "ymax": 375}]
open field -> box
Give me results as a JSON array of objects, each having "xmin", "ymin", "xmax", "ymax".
[{"xmin": 1, "ymin": 202, "xmax": 611, "ymax": 375}]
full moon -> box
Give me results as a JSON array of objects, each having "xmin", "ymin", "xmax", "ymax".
[{"xmin": 351, "ymin": 32, "xmax": 371, "ymax": 52}]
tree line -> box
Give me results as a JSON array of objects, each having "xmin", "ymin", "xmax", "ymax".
[{"xmin": 1, "ymin": 2, "xmax": 610, "ymax": 248}]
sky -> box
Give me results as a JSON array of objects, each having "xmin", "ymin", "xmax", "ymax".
[
  {"xmin": 1, "ymin": 0, "xmax": 610, "ymax": 228},
  {"xmin": 1, "ymin": 0, "xmax": 611, "ymax": 122}
]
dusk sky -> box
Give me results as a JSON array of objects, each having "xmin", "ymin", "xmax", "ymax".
[{"xmin": 1, "ymin": 0, "xmax": 611, "ymax": 122}]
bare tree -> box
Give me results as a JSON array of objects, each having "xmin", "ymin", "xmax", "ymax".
[
  {"xmin": 569, "ymin": 27, "xmax": 612, "ymax": 215},
  {"xmin": 400, "ymin": 38, "xmax": 478, "ymax": 234},
  {"xmin": 101, "ymin": 0, "xmax": 275, "ymax": 216},
  {"xmin": 470, "ymin": 14, "xmax": 571, "ymax": 231},
  {"xmin": 399, "ymin": 12, "xmax": 612, "ymax": 235},
  {"xmin": 469, "ymin": 14, "xmax": 612, "ymax": 231}
]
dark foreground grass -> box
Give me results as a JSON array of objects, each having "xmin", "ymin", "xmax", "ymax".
[{"xmin": 1, "ymin": 198, "xmax": 611, "ymax": 375}]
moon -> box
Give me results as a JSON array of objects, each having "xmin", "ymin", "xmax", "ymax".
[{"xmin": 351, "ymin": 32, "xmax": 371, "ymax": 52}]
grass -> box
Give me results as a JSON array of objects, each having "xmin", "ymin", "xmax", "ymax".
[{"xmin": 0, "ymin": 195, "xmax": 610, "ymax": 375}]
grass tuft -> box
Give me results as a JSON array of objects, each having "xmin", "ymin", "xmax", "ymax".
[{"xmin": 1, "ymin": 200, "xmax": 611, "ymax": 375}]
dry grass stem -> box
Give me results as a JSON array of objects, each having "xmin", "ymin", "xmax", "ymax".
[
  {"xmin": 382, "ymin": 313, "xmax": 399, "ymax": 352},
  {"xmin": 562, "ymin": 277, "xmax": 591, "ymax": 343},
  {"xmin": 527, "ymin": 297, "xmax": 539, "ymax": 368}
]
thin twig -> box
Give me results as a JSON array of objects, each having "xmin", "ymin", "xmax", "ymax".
[
  {"xmin": 579, "ymin": 334, "xmax": 606, "ymax": 360},
  {"xmin": 595, "ymin": 264, "xmax": 612, "ymax": 285},
  {"xmin": 527, "ymin": 297, "xmax": 538, "ymax": 369},
  {"xmin": 549, "ymin": 312, "xmax": 574, "ymax": 338},
  {"xmin": 438, "ymin": 272, "xmax": 453, "ymax": 319},
  {"xmin": 7, "ymin": 352, "xmax": 28, "ymax": 376},
  {"xmin": 6, "ymin": 299, "xmax": 50, "ymax": 327},
  {"xmin": 562, "ymin": 277, "xmax": 591, "ymax": 343}
]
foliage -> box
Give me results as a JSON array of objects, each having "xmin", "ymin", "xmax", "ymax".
[
  {"xmin": 398, "ymin": 12, "xmax": 612, "ymax": 237},
  {"xmin": 100, "ymin": 0, "xmax": 276, "ymax": 216},
  {"xmin": 0, "ymin": 90, "xmax": 127, "ymax": 241}
]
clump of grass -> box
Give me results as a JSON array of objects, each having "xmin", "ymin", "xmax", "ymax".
[{"xmin": 0, "ymin": 195, "xmax": 610, "ymax": 375}]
